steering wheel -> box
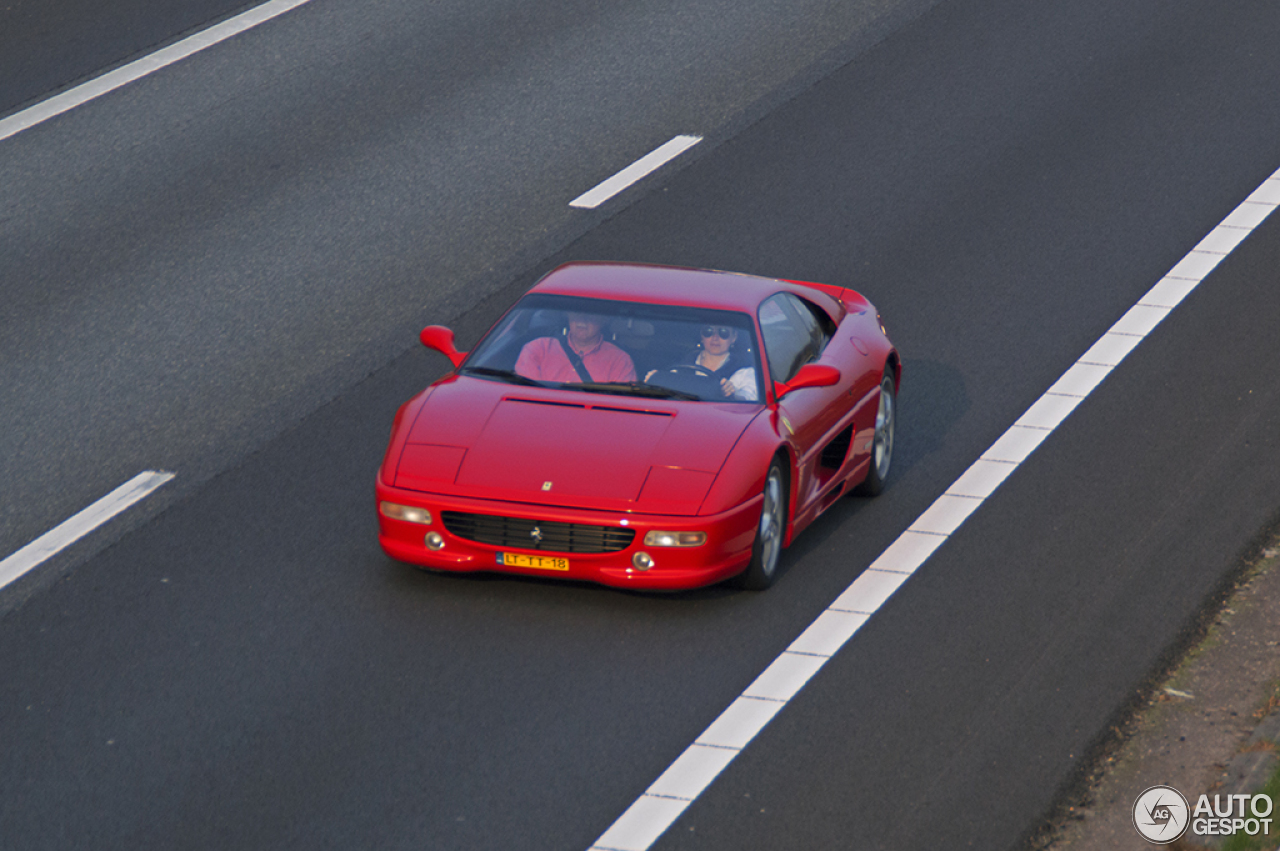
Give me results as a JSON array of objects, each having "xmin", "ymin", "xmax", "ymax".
[{"xmin": 647, "ymin": 363, "xmax": 720, "ymax": 398}]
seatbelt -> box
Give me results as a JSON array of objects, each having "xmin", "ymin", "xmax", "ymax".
[{"xmin": 557, "ymin": 335, "xmax": 594, "ymax": 382}]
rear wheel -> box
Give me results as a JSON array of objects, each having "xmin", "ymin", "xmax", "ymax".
[
  {"xmin": 855, "ymin": 370, "xmax": 896, "ymax": 496},
  {"xmin": 737, "ymin": 459, "xmax": 788, "ymax": 590}
]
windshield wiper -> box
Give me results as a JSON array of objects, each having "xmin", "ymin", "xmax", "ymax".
[
  {"xmin": 460, "ymin": 367, "xmax": 548, "ymax": 387},
  {"xmin": 573, "ymin": 381, "xmax": 702, "ymax": 401}
]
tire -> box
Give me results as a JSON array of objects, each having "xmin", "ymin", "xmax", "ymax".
[
  {"xmin": 855, "ymin": 370, "xmax": 896, "ymax": 497},
  {"xmin": 736, "ymin": 458, "xmax": 788, "ymax": 590}
]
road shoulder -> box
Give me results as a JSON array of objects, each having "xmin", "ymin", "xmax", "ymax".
[{"xmin": 1037, "ymin": 527, "xmax": 1280, "ymax": 850}]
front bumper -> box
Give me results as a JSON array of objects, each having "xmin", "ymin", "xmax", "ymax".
[{"xmin": 375, "ymin": 472, "xmax": 762, "ymax": 590}]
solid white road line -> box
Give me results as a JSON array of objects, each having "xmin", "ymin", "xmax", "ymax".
[
  {"xmin": 0, "ymin": 0, "xmax": 315, "ymax": 143},
  {"xmin": 0, "ymin": 471, "xmax": 175, "ymax": 591},
  {"xmin": 570, "ymin": 135, "xmax": 703, "ymax": 209},
  {"xmin": 588, "ymin": 167, "xmax": 1280, "ymax": 851}
]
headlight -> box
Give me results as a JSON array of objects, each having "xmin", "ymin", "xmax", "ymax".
[
  {"xmin": 643, "ymin": 531, "xmax": 706, "ymax": 547},
  {"xmin": 380, "ymin": 502, "xmax": 433, "ymax": 525}
]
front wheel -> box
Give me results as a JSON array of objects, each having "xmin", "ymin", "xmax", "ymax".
[
  {"xmin": 736, "ymin": 459, "xmax": 788, "ymax": 590},
  {"xmin": 855, "ymin": 370, "xmax": 896, "ymax": 496}
]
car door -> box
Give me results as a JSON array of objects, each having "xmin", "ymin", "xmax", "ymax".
[{"xmin": 759, "ymin": 292, "xmax": 855, "ymax": 519}]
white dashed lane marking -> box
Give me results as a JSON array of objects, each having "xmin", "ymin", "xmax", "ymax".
[
  {"xmin": 0, "ymin": 0, "xmax": 314, "ymax": 142},
  {"xmin": 569, "ymin": 135, "xmax": 703, "ymax": 209},
  {"xmin": 0, "ymin": 471, "xmax": 174, "ymax": 591}
]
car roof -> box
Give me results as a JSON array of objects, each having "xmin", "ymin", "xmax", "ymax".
[{"xmin": 529, "ymin": 262, "xmax": 814, "ymax": 313}]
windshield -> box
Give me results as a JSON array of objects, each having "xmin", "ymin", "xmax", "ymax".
[{"xmin": 461, "ymin": 294, "xmax": 764, "ymax": 403}]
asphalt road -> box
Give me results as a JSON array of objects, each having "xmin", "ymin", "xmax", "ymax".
[
  {"xmin": 0, "ymin": 0, "xmax": 938, "ymax": 582},
  {"xmin": 0, "ymin": 0, "xmax": 261, "ymax": 115},
  {"xmin": 3, "ymin": 0, "xmax": 1280, "ymax": 849}
]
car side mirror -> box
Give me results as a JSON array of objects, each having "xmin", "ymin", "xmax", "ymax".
[
  {"xmin": 775, "ymin": 363, "xmax": 841, "ymax": 399},
  {"xmin": 420, "ymin": 325, "xmax": 467, "ymax": 368}
]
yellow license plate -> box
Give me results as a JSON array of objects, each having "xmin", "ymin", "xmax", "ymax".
[{"xmin": 498, "ymin": 553, "xmax": 570, "ymax": 571}]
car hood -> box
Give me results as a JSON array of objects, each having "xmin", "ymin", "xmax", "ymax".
[{"xmin": 393, "ymin": 379, "xmax": 760, "ymax": 515}]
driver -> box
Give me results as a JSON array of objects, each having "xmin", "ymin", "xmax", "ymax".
[
  {"xmin": 514, "ymin": 312, "xmax": 636, "ymax": 383},
  {"xmin": 646, "ymin": 324, "xmax": 758, "ymax": 401}
]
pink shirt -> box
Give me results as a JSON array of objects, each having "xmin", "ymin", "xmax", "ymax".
[{"xmin": 514, "ymin": 336, "xmax": 636, "ymax": 383}]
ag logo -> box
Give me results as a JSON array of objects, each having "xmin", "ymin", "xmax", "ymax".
[{"xmin": 1133, "ymin": 785, "xmax": 1190, "ymax": 844}]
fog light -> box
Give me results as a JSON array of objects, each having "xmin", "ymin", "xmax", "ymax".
[
  {"xmin": 381, "ymin": 502, "xmax": 433, "ymax": 525},
  {"xmin": 632, "ymin": 552, "xmax": 653, "ymax": 571},
  {"xmin": 425, "ymin": 532, "xmax": 445, "ymax": 550},
  {"xmin": 643, "ymin": 531, "xmax": 706, "ymax": 547}
]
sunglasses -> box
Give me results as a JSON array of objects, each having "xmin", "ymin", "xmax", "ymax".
[{"xmin": 700, "ymin": 326, "xmax": 735, "ymax": 339}]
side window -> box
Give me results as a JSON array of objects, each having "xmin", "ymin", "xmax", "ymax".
[
  {"xmin": 759, "ymin": 293, "xmax": 836, "ymax": 383},
  {"xmin": 759, "ymin": 294, "xmax": 809, "ymax": 383},
  {"xmin": 794, "ymin": 296, "xmax": 834, "ymax": 353}
]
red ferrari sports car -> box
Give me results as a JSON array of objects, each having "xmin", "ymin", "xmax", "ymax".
[{"xmin": 376, "ymin": 262, "xmax": 899, "ymax": 590}]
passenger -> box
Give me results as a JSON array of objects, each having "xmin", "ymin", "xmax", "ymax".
[
  {"xmin": 647, "ymin": 324, "xmax": 758, "ymax": 401},
  {"xmin": 514, "ymin": 312, "xmax": 636, "ymax": 383}
]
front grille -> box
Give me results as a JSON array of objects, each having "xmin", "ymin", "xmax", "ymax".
[{"xmin": 441, "ymin": 512, "xmax": 635, "ymax": 554}]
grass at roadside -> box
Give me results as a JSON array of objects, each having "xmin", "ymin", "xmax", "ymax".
[
  {"xmin": 1221, "ymin": 681, "xmax": 1280, "ymax": 851},
  {"xmin": 1220, "ymin": 774, "xmax": 1278, "ymax": 851}
]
